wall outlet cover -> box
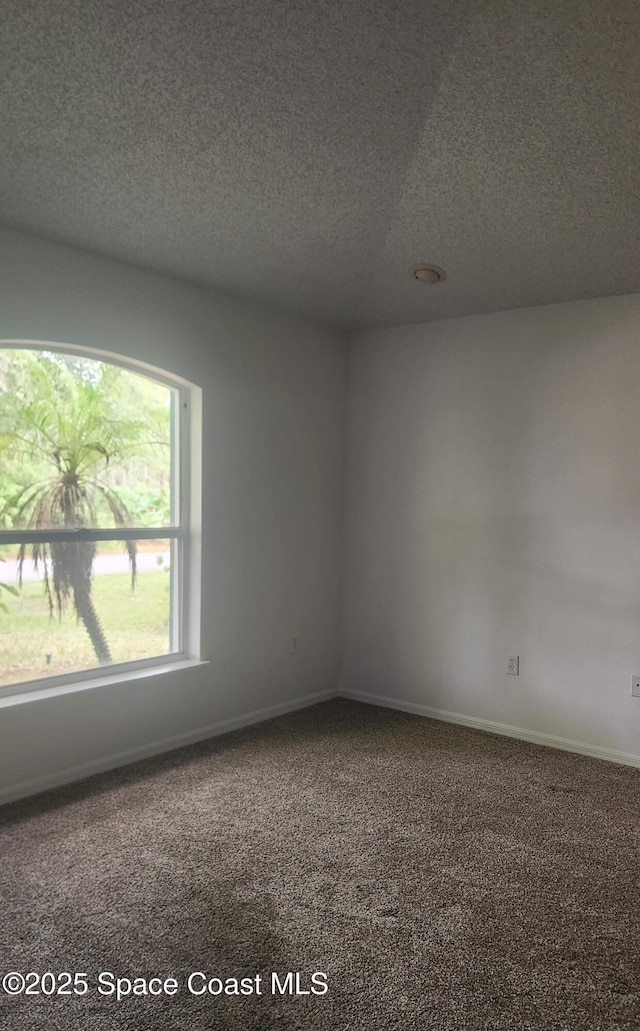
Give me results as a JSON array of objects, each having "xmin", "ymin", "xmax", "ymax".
[{"xmin": 507, "ymin": 655, "xmax": 520, "ymax": 676}]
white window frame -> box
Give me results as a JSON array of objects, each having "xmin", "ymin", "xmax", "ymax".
[{"xmin": 0, "ymin": 339, "xmax": 202, "ymax": 699}]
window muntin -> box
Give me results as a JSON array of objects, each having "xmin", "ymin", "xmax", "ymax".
[{"xmin": 0, "ymin": 345, "xmax": 189, "ymax": 692}]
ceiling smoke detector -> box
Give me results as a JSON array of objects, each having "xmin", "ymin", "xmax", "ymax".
[{"xmin": 409, "ymin": 263, "xmax": 446, "ymax": 285}]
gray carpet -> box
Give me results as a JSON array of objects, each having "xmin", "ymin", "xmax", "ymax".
[{"xmin": 1, "ymin": 698, "xmax": 639, "ymax": 1030}]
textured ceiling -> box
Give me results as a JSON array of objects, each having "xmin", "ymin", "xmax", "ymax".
[{"xmin": 1, "ymin": 0, "xmax": 638, "ymax": 331}]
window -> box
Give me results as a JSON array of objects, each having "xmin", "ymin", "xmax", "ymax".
[{"xmin": 0, "ymin": 342, "xmax": 198, "ymax": 693}]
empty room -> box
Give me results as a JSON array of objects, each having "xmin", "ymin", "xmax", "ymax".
[{"xmin": 1, "ymin": 1, "xmax": 639, "ymax": 1029}]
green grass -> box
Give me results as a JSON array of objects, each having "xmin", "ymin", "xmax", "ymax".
[{"xmin": 0, "ymin": 571, "xmax": 171, "ymax": 687}]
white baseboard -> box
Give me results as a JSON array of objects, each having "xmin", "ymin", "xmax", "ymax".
[
  {"xmin": 339, "ymin": 688, "xmax": 640, "ymax": 770},
  {"xmin": 0, "ymin": 688, "xmax": 336, "ymax": 806},
  {"xmin": 5, "ymin": 685, "xmax": 639, "ymax": 806}
]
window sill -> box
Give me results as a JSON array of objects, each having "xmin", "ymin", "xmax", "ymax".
[{"xmin": 0, "ymin": 659, "xmax": 209, "ymax": 709}]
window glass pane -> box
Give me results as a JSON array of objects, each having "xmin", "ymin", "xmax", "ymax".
[
  {"xmin": 0, "ymin": 538, "xmax": 174, "ymax": 687},
  {"xmin": 0, "ymin": 348, "xmax": 173, "ymax": 531}
]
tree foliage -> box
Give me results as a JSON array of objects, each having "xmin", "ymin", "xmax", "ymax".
[{"xmin": 0, "ymin": 348, "xmax": 171, "ymax": 663}]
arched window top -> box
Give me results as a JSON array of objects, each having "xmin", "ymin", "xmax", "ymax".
[{"xmin": 0, "ymin": 338, "xmax": 191, "ymax": 389}]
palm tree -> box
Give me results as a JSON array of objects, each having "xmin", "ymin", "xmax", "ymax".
[
  {"xmin": 0, "ymin": 352, "xmax": 167, "ymax": 665},
  {"xmin": 0, "ymin": 557, "xmax": 19, "ymax": 613}
]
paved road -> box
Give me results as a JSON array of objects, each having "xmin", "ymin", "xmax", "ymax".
[{"xmin": 1, "ymin": 551, "xmax": 170, "ymax": 583}]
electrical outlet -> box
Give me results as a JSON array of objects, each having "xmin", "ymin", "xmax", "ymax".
[
  {"xmin": 291, "ymin": 636, "xmax": 298, "ymax": 653},
  {"xmin": 631, "ymin": 675, "xmax": 640, "ymax": 698},
  {"xmin": 507, "ymin": 655, "xmax": 519, "ymax": 676}
]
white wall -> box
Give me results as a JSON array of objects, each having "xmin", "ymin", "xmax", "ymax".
[
  {"xmin": 0, "ymin": 225, "xmax": 346, "ymax": 800},
  {"xmin": 341, "ymin": 294, "xmax": 640, "ymax": 759},
  {"xmin": 4, "ymin": 224, "xmax": 640, "ymax": 797}
]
